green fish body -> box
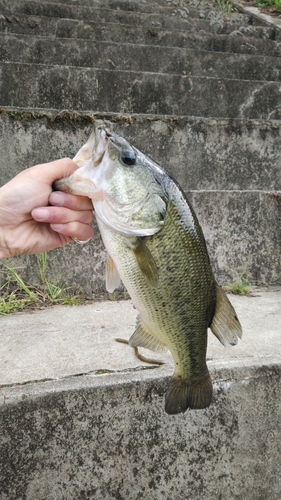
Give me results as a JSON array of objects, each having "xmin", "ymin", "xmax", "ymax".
[{"xmin": 54, "ymin": 129, "xmax": 242, "ymax": 414}]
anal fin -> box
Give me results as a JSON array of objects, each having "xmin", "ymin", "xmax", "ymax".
[
  {"xmin": 165, "ymin": 372, "xmax": 213, "ymax": 415},
  {"xmin": 210, "ymin": 283, "xmax": 242, "ymax": 347},
  {"xmin": 106, "ymin": 254, "xmax": 121, "ymax": 293},
  {"xmin": 129, "ymin": 318, "xmax": 167, "ymax": 353}
]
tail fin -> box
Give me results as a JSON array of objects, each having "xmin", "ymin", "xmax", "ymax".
[{"xmin": 165, "ymin": 373, "xmax": 213, "ymax": 415}]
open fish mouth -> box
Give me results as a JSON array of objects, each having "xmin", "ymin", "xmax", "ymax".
[
  {"xmin": 53, "ymin": 127, "xmax": 110, "ymax": 195},
  {"xmin": 72, "ymin": 127, "xmax": 110, "ymax": 167}
]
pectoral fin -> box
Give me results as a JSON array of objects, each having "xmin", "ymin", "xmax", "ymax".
[
  {"xmin": 210, "ymin": 283, "xmax": 242, "ymax": 347},
  {"xmin": 129, "ymin": 317, "xmax": 167, "ymax": 353},
  {"xmin": 130, "ymin": 238, "xmax": 158, "ymax": 287},
  {"xmin": 106, "ymin": 254, "xmax": 121, "ymax": 293}
]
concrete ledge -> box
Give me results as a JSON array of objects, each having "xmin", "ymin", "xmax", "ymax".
[
  {"xmin": 0, "ymin": 15, "xmax": 278, "ymax": 55},
  {"xmin": 233, "ymin": 1, "xmax": 281, "ymax": 32},
  {"xmin": 2, "ymin": 33, "xmax": 281, "ymax": 82},
  {"xmin": 1, "ymin": 110, "xmax": 280, "ymax": 191},
  {"xmin": 1, "ymin": 62, "xmax": 281, "ymax": 119},
  {"xmin": 1, "ymin": 290, "xmax": 281, "ymax": 498}
]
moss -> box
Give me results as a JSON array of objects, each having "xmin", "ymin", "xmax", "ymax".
[{"xmin": 0, "ymin": 107, "xmax": 140, "ymax": 126}]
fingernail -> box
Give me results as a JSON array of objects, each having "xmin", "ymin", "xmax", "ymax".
[
  {"xmin": 50, "ymin": 224, "xmax": 63, "ymax": 231},
  {"xmin": 32, "ymin": 208, "xmax": 49, "ymax": 221},
  {"xmin": 49, "ymin": 192, "xmax": 64, "ymax": 206}
]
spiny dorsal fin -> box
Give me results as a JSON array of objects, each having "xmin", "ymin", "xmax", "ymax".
[
  {"xmin": 105, "ymin": 254, "xmax": 121, "ymax": 293},
  {"xmin": 210, "ymin": 283, "xmax": 242, "ymax": 347},
  {"xmin": 129, "ymin": 318, "xmax": 167, "ymax": 353},
  {"xmin": 130, "ymin": 238, "xmax": 158, "ymax": 287}
]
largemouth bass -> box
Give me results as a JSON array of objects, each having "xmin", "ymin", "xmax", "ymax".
[{"xmin": 54, "ymin": 128, "xmax": 242, "ymax": 414}]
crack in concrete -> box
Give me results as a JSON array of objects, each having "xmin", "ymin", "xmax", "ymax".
[{"xmin": 0, "ymin": 364, "xmax": 161, "ymax": 389}]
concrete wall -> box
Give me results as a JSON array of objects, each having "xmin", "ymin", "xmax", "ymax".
[
  {"xmin": 1, "ymin": 111, "xmax": 280, "ymax": 291},
  {"xmin": 1, "ymin": 361, "xmax": 280, "ymax": 500}
]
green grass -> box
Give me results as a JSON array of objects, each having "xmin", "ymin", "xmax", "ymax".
[
  {"xmin": 229, "ymin": 267, "xmax": 250, "ymax": 296},
  {"xmin": 0, "ymin": 253, "xmax": 131, "ymax": 315},
  {"xmin": 254, "ymin": 0, "xmax": 281, "ymax": 11},
  {"xmin": 0, "ymin": 252, "xmax": 89, "ymax": 315},
  {"xmin": 216, "ymin": 0, "xmax": 237, "ymax": 13}
]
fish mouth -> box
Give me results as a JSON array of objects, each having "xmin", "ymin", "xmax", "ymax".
[
  {"xmin": 53, "ymin": 175, "xmax": 95, "ymax": 196},
  {"xmin": 70, "ymin": 126, "xmax": 110, "ymax": 168},
  {"xmin": 53, "ymin": 127, "xmax": 110, "ymax": 195}
]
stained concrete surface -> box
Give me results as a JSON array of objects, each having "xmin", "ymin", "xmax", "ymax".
[
  {"xmin": 1, "ymin": 289, "xmax": 281, "ymax": 499},
  {"xmin": 1, "ymin": 112, "xmax": 280, "ymax": 291},
  {"xmin": 1, "ymin": 289, "xmax": 281, "ymax": 387}
]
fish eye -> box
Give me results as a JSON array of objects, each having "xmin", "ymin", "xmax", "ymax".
[{"xmin": 120, "ymin": 150, "xmax": 136, "ymax": 167}]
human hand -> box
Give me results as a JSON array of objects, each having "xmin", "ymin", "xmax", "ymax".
[{"xmin": 0, "ymin": 158, "xmax": 94, "ymax": 259}]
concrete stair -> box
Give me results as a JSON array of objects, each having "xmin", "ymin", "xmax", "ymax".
[
  {"xmin": 1, "ymin": 2, "xmax": 281, "ymax": 499},
  {"xmin": 0, "ymin": 0, "xmax": 280, "ymax": 292}
]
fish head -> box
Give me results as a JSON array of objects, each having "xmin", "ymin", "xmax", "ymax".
[{"xmin": 54, "ymin": 128, "xmax": 167, "ymax": 236}]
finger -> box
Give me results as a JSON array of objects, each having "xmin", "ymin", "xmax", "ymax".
[
  {"xmin": 49, "ymin": 191, "xmax": 93, "ymax": 211},
  {"xmin": 50, "ymin": 221, "xmax": 94, "ymax": 241},
  {"xmin": 32, "ymin": 206, "xmax": 93, "ymax": 225},
  {"xmin": 30, "ymin": 158, "xmax": 79, "ymax": 184}
]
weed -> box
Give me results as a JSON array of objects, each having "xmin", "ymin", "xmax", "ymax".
[
  {"xmin": 254, "ymin": 0, "xmax": 281, "ymax": 12},
  {"xmin": 36, "ymin": 252, "xmax": 72, "ymax": 301},
  {"xmin": 215, "ymin": 0, "xmax": 237, "ymax": 13},
  {"xmin": 0, "ymin": 252, "xmax": 89, "ymax": 315},
  {"xmin": 229, "ymin": 267, "xmax": 250, "ymax": 295},
  {"xmin": 0, "ymin": 294, "xmax": 29, "ymax": 314},
  {"xmin": 108, "ymin": 290, "xmax": 131, "ymax": 301}
]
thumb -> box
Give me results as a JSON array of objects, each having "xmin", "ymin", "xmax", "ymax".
[{"xmin": 29, "ymin": 158, "xmax": 79, "ymax": 185}]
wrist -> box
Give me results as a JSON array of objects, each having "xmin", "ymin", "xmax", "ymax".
[
  {"xmin": 0, "ymin": 230, "xmax": 11, "ymax": 259},
  {"xmin": 0, "ymin": 188, "xmax": 17, "ymax": 259}
]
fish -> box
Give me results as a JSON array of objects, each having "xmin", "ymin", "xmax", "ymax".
[{"xmin": 54, "ymin": 128, "xmax": 242, "ymax": 415}]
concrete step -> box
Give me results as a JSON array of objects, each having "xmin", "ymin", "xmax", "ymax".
[
  {"xmin": 1, "ymin": 110, "xmax": 280, "ymax": 192},
  {"xmin": 0, "ymin": 0, "xmax": 267, "ymax": 35},
  {"xmin": 1, "ymin": 34, "xmax": 281, "ymax": 82},
  {"xmin": 0, "ymin": 14, "xmax": 278, "ymax": 52},
  {"xmin": 3, "ymin": 0, "xmax": 238, "ymax": 8},
  {"xmin": 1, "ymin": 61, "xmax": 280, "ymax": 120},
  {"xmin": 0, "ymin": 0, "xmax": 259, "ymax": 25},
  {"xmin": 0, "ymin": 0, "xmax": 203, "ymax": 18},
  {"xmin": 1, "ymin": 291, "xmax": 280, "ymax": 498},
  {"xmin": 1, "ymin": 0, "xmax": 239, "ymax": 16}
]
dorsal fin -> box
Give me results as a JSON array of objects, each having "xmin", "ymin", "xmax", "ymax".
[{"xmin": 210, "ymin": 283, "xmax": 242, "ymax": 347}]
